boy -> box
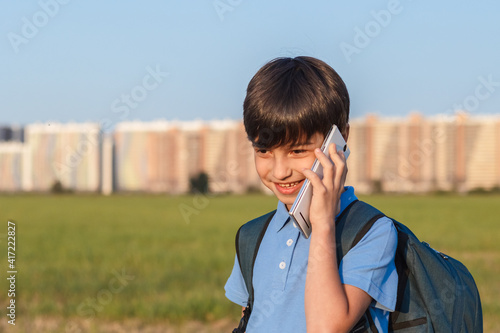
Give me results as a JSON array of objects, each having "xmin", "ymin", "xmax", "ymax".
[{"xmin": 225, "ymin": 56, "xmax": 398, "ymax": 332}]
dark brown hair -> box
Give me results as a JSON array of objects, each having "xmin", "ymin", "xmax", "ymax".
[{"xmin": 243, "ymin": 56, "xmax": 349, "ymax": 148}]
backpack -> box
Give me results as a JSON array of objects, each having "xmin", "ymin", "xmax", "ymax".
[{"xmin": 233, "ymin": 200, "xmax": 483, "ymax": 333}]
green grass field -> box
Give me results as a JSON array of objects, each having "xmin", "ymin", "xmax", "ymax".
[{"xmin": 0, "ymin": 193, "xmax": 498, "ymax": 332}]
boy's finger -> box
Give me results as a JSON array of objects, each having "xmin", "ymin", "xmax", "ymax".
[
  {"xmin": 326, "ymin": 143, "xmax": 346, "ymax": 188},
  {"xmin": 314, "ymin": 147, "xmax": 335, "ymax": 186},
  {"xmin": 327, "ymin": 142, "xmax": 337, "ymax": 158},
  {"xmin": 329, "ymin": 149, "xmax": 346, "ymax": 168},
  {"xmin": 330, "ymin": 149, "xmax": 347, "ymax": 191},
  {"xmin": 302, "ymin": 167, "xmax": 321, "ymax": 182},
  {"xmin": 301, "ymin": 168, "xmax": 327, "ymax": 192}
]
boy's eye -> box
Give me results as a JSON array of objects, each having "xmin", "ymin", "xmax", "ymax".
[
  {"xmin": 255, "ymin": 148, "xmax": 269, "ymax": 154},
  {"xmin": 291, "ymin": 149, "xmax": 306, "ymax": 155}
]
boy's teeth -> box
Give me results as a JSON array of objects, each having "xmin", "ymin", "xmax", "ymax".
[{"xmin": 279, "ymin": 181, "xmax": 300, "ymax": 188}]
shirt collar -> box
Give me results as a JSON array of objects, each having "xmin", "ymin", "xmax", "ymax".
[
  {"xmin": 273, "ymin": 186, "xmax": 358, "ymax": 233},
  {"xmin": 274, "ymin": 201, "xmax": 291, "ymax": 232}
]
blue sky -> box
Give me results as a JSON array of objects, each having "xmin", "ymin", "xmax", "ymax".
[{"xmin": 1, "ymin": 0, "xmax": 500, "ymax": 127}]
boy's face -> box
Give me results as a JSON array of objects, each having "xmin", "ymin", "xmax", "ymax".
[{"xmin": 253, "ymin": 132, "xmax": 324, "ymax": 209}]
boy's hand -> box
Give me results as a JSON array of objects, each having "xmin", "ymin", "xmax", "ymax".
[
  {"xmin": 301, "ymin": 142, "xmax": 348, "ymax": 233},
  {"xmin": 303, "ymin": 143, "xmax": 371, "ymax": 332}
]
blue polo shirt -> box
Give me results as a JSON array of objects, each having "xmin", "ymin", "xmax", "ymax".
[{"xmin": 225, "ymin": 186, "xmax": 398, "ymax": 332}]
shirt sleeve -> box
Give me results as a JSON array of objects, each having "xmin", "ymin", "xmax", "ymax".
[
  {"xmin": 339, "ymin": 216, "xmax": 398, "ymax": 312},
  {"xmin": 224, "ymin": 254, "xmax": 250, "ymax": 307}
]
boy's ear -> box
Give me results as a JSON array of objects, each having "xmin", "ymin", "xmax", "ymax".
[{"xmin": 342, "ymin": 124, "xmax": 350, "ymax": 142}]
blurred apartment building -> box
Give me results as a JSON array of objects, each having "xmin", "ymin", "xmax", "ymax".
[
  {"xmin": 0, "ymin": 113, "xmax": 499, "ymax": 194},
  {"xmin": 112, "ymin": 120, "xmax": 260, "ymax": 193},
  {"xmin": 347, "ymin": 112, "xmax": 500, "ymax": 193},
  {"xmin": 0, "ymin": 142, "xmax": 25, "ymax": 191},
  {"xmin": 22, "ymin": 123, "xmax": 101, "ymax": 192},
  {"xmin": 0, "ymin": 125, "xmax": 25, "ymax": 191}
]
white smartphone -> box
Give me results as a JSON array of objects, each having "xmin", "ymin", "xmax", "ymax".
[{"xmin": 288, "ymin": 125, "xmax": 350, "ymax": 238}]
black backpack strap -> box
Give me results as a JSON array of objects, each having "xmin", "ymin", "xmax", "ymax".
[
  {"xmin": 336, "ymin": 200, "xmax": 386, "ymax": 333},
  {"xmin": 233, "ymin": 210, "xmax": 276, "ymax": 332},
  {"xmin": 335, "ymin": 200, "xmax": 385, "ymax": 262},
  {"xmin": 233, "ymin": 209, "xmax": 276, "ymax": 332}
]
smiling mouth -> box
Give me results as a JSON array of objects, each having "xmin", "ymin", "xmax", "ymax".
[{"xmin": 276, "ymin": 181, "xmax": 302, "ymax": 188}]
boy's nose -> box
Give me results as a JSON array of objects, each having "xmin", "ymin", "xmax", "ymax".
[{"xmin": 272, "ymin": 157, "xmax": 292, "ymax": 180}]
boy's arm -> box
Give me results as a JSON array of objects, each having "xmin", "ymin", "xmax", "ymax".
[
  {"xmin": 306, "ymin": 224, "xmax": 373, "ymax": 332},
  {"xmin": 302, "ymin": 144, "xmax": 372, "ymax": 332}
]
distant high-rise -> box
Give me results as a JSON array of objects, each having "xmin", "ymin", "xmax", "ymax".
[
  {"xmin": 114, "ymin": 121, "xmax": 183, "ymax": 193},
  {"xmin": 0, "ymin": 142, "xmax": 25, "ymax": 191},
  {"xmin": 199, "ymin": 120, "xmax": 259, "ymax": 194},
  {"xmin": 346, "ymin": 112, "xmax": 500, "ymax": 193},
  {"xmin": 113, "ymin": 120, "xmax": 261, "ymax": 194},
  {"xmin": 101, "ymin": 134, "xmax": 114, "ymax": 195},
  {"xmin": 24, "ymin": 123, "xmax": 101, "ymax": 192}
]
